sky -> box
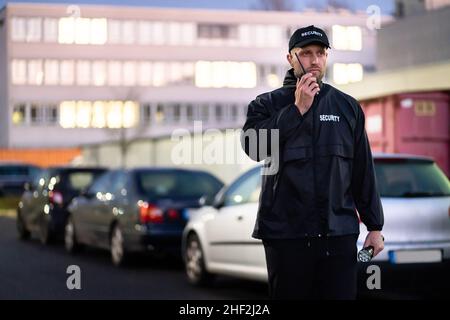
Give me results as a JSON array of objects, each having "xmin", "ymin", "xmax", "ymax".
[{"xmin": 0, "ymin": 0, "xmax": 395, "ymax": 14}]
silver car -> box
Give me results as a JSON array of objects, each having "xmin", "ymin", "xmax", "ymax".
[{"xmin": 182, "ymin": 153, "xmax": 450, "ymax": 285}]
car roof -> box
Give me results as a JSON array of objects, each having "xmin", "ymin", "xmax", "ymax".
[{"xmin": 372, "ymin": 153, "xmax": 434, "ymax": 162}]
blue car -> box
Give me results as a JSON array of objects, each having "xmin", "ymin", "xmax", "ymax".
[{"xmin": 65, "ymin": 168, "xmax": 224, "ymax": 266}]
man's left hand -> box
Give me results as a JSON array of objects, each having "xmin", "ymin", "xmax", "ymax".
[{"xmin": 363, "ymin": 231, "xmax": 384, "ymax": 257}]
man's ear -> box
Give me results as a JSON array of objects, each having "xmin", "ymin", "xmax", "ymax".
[{"xmin": 286, "ymin": 53, "xmax": 294, "ymax": 68}]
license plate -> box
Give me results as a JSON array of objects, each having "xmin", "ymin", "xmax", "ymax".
[{"xmin": 389, "ymin": 249, "xmax": 443, "ymax": 264}]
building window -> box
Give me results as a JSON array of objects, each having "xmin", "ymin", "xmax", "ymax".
[
  {"xmin": 332, "ymin": 25, "xmax": 362, "ymax": 51},
  {"xmin": 200, "ymin": 104, "xmax": 209, "ymax": 121},
  {"xmin": 44, "ymin": 60, "xmax": 59, "ymax": 85},
  {"xmin": 197, "ymin": 23, "xmax": 238, "ymax": 40},
  {"xmin": 138, "ymin": 21, "xmax": 152, "ymax": 45},
  {"xmin": 152, "ymin": 62, "xmax": 166, "ymax": 87},
  {"xmin": 108, "ymin": 19, "xmax": 121, "ymax": 44},
  {"xmin": 12, "ymin": 104, "xmax": 26, "ymax": 125},
  {"xmin": 30, "ymin": 104, "xmax": 44, "ymax": 124},
  {"xmin": 59, "ymin": 17, "xmax": 107, "ymax": 45},
  {"xmin": 28, "ymin": 60, "xmax": 43, "ymax": 85},
  {"xmin": 155, "ymin": 103, "xmax": 165, "ymax": 123},
  {"xmin": 142, "ymin": 103, "xmax": 152, "ymax": 124},
  {"xmin": 121, "ymin": 21, "xmax": 135, "ymax": 44},
  {"xmin": 11, "ymin": 17, "xmax": 26, "ymax": 42},
  {"xmin": 195, "ymin": 61, "xmax": 256, "ymax": 88},
  {"xmin": 152, "ymin": 22, "xmax": 166, "ymax": 45},
  {"xmin": 59, "ymin": 101, "xmax": 77, "ymax": 128},
  {"xmin": 180, "ymin": 23, "xmax": 196, "ymax": 46},
  {"xmin": 60, "ymin": 60, "xmax": 75, "ymax": 85},
  {"xmin": 92, "ymin": 101, "xmax": 107, "ymax": 128},
  {"xmin": 333, "ymin": 63, "xmax": 363, "ymax": 85},
  {"xmin": 138, "ymin": 62, "xmax": 152, "ymax": 86},
  {"xmin": 44, "ymin": 18, "xmax": 58, "ymax": 42},
  {"xmin": 92, "ymin": 61, "xmax": 106, "ymax": 86},
  {"xmin": 90, "ymin": 18, "xmax": 107, "ymax": 45},
  {"xmin": 26, "ymin": 18, "xmax": 42, "ymax": 42},
  {"xmin": 76, "ymin": 60, "xmax": 91, "ymax": 85},
  {"xmin": 230, "ymin": 104, "xmax": 238, "ymax": 122},
  {"xmin": 108, "ymin": 61, "xmax": 122, "ymax": 86},
  {"xmin": 186, "ymin": 104, "xmax": 194, "ymax": 121},
  {"xmin": 215, "ymin": 104, "xmax": 223, "ymax": 122},
  {"xmin": 11, "ymin": 59, "xmax": 27, "ymax": 85},
  {"xmin": 45, "ymin": 104, "xmax": 58, "ymax": 124},
  {"xmin": 122, "ymin": 61, "xmax": 136, "ymax": 86}
]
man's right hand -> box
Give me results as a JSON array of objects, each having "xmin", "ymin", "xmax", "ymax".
[{"xmin": 295, "ymin": 73, "xmax": 320, "ymax": 115}]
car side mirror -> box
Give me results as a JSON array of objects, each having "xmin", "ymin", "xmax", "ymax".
[{"xmin": 212, "ymin": 193, "xmax": 225, "ymax": 209}]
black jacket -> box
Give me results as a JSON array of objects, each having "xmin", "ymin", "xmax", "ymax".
[{"xmin": 241, "ymin": 69, "xmax": 384, "ymax": 239}]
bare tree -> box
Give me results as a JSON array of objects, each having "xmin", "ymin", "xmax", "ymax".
[{"xmin": 253, "ymin": 0, "xmax": 295, "ymax": 11}]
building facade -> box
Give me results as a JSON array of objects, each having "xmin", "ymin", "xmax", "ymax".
[{"xmin": 0, "ymin": 3, "xmax": 391, "ymax": 150}]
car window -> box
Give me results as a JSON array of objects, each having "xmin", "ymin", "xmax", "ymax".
[
  {"xmin": 31, "ymin": 170, "xmax": 50, "ymax": 191},
  {"xmin": 136, "ymin": 170, "xmax": 223, "ymax": 200},
  {"xmin": 375, "ymin": 159, "xmax": 450, "ymax": 197},
  {"xmin": 64, "ymin": 170, "xmax": 106, "ymax": 192},
  {"xmin": 0, "ymin": 165, "xmax": 30, "ymax": 176},
  {"xmin": 88, "ymin": 171, "xmax": 114, "ymax": 195},
  {"xmin": 110, "ymin": 171, "xmax": 128, "ymax": 198},
  {"xmin": 223, "ymin": 167, "xmax": 261, "ymax": 206}
]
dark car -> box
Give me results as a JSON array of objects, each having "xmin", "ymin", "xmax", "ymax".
[
  {"xmin": 65, "ymin": 168, "xmax": 224, "ymax": 266},
  {"xmin": 16, "ymin": 166, "xmax": 107, "ymax": 244},
  {"xmin": 0, "ymin": 162, "xmax": 40, "ymax": 197}
]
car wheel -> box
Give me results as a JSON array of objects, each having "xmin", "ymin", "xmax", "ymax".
[
  {"xmin": 65, "ymin": 216, "xmax": 82, "ymax": 253},
  {"xmin": 185, "ymin": 233, "xmax": 214, "ymax": 286},
  {"xmin": 110, "ymin": 225, "xmax": 127, "ymax": 267},
  {"xmin": 39, "ymin": 215, "xmax": 53, "ymax": 245},
  {"xmin": 16, "ymin": 211, "xmax": 30, "ymax": 240}
]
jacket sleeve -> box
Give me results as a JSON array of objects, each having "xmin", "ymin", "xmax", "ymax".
[
  {"xmin": 241, "ymin": 95, "xmax": 303, "ymax": 162},
  {"xmin": 351, "ymin": 105, "xmax": 384, "ymax": 231}
]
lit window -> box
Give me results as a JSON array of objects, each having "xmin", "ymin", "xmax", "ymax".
[
  {"xmin": 168, "ymin": 62, "xmax": 183, "ymax": 85},
  {"xmin": 43, "ymin": 18, "xmax": 58, "ymax": 42},
  {"xmin": 122, "ymin": 61, "xmax": 136, "ymax": 86},
  {"xmin": 74, "ymin": 18, "xmax": 90, "ymax": 44},
  {"xmin": 11, "ymin": 17, "xmax": 26, "ymax": 42},
  {"xmin": 76, "ymin": 101, "xmax": 92, "ymax": 128},
  {"xmin": 122, "ymin": 21, "xmax": 135, "ymax": 44},
  {"xmin": 92, "ymin": 61, "xmax": 106, "ymax": 86},
  {"xmin": 28, "ymin": 60, "xmax": 43, "ymax": 85},
  {"xmin": 333, "ymin": 63, "xmax": 363, "ymax": 85},
  {"xmin": 195, "ymin": 61, "xmax": 256, "ymax": 88},
  {"xmin": 254, "ymin": 25, "xmax": 266, "ymax": 48},
  {"xmin": 12, "ymin": 104, "xmax": 26, "ymax": 125},
  {"xmin": 92, "ymin": 101, "xmax": 107, "ymax": 128},
  {"xmin": 138, "ymin": 62, "xmax": 152, "ymax": 86},
  {"xmin": 60, "ymin": 101, "xmax": 77, "ymax": 128},
  {"xmin": 332, "ymin": 25, "xmax": 362, "ymax": 51},
  {"xmin": 60, "ymin": 60, "xmax": 75, "ymax": 85},
  {"xmin": 266, "ymin": 25, "xmax": 283, "ymax": 48},
  {"xmin": 26, "ymin": 18, "xmax": 42, "ymax": 42},
  {"xmin": 90, "ymin": 18, "xmax": 107, "ymax": 45},
  {"xmin": 11, "ymin": 59, "xmax": 27, "ymax": 85},
  {"xmin": 238, "ymin": 24, "xmax": 251, "ymax": 47},
  {"xmin": 108, "ymin": 61, "xmax": 122, "ymax": 86},
  {"xmin": 108, "ymin": 20, "xmax": 121, "ymax": 44},
  {"xmin": 58, "ymin": 17, "xmax": 75, "ymax": 44},
  {"xmin": 44, "ymin": 60, "xmax": 59, "ymax": 85},
  {"xmin": 76, "ymin": 60, "xmax": 91, "ymax": 85},
  {"xmin": 122, "ymin": 101, "xmax": 139, "ymax": 128},
  {"xmin": 107, "ymin": 101, "xmax": 123, "ymax": 128},
  {"xmin": 138, "ymin": 21, "xmax": 152, "ymax": 45}
]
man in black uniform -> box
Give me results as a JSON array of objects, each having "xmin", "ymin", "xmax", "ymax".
[{"xmin": 241, "ymin": 25, "xmax": 384, "ymax": 299}]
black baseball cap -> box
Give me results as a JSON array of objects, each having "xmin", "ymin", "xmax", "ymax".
[{"xmin": 288, "ymin": 25, "xmax": 330, "ymax": 52}]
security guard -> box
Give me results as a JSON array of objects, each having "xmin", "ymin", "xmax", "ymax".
[{"xmin": 241, "ymin": 25, "xmax": 384, "ymax": 299}]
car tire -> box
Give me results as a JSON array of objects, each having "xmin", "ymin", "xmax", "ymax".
[
  {"xmin": 39, "ymin": 215, "xmax": 53, "ymax": 245},
  {"xmin": 16, "ymin": 210, "xmax": 30, "ymax": 240},
  {"xmin": 184, "ymin": 233, "xmax": 214, "ymax": 286},
  {"xmin": 65, "ymin": 216, "xmax": 82, "ymax": 253},
  {"xmin": 110, "ymin": 225, "xmax": 127, "ymax": 267}
]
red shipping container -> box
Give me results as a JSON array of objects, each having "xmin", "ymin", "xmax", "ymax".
[{"xmin": 361, "ymin": 92, "xmax": 449, "ymax": 176}]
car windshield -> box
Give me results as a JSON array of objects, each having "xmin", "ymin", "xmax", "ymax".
[
  {"xmin": 374, "ymin": 159, "xmax": 450, "ymax": 197},
  {"xmin": 136, "ymin": 170, "xmax": 223, "ymax": 200}
]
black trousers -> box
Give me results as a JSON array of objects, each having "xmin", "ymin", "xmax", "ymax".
[{"xmin": 263, "ymin": 234, "xmax": 358, "ymax": 300}]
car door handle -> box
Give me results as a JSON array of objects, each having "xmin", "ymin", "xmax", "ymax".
[{"xmin": 237, "ymin": 215, "xmax": 243, "ymax": 221}]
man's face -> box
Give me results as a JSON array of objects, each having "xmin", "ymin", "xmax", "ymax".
[{"xmin": 287, "ymin": 44, "xmax": 328, "ymax": 81}]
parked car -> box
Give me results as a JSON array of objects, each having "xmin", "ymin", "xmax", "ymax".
[
  {"xmin": 182, "ymin": 154, "xmax": 450, "ymax": 286},
  {"xmin": 65, "ymin": 168, "xmax": 224, "ymax": 266},
  {"xmin": 16, "ymin": 166, "xmax": 107, "ymax": 244},
  {"xmin": 0, "ymin": 162, "xmax": 40, "ymax": 197}
]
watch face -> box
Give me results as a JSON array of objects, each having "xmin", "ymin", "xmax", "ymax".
[{"xmin": 358, "ymin": 249, "xmax": 373, "ymax": 262}]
